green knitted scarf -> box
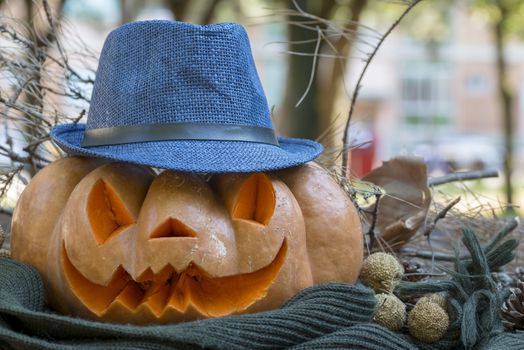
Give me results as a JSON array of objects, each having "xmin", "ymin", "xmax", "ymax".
[
  {"xmin": 1, "ymin": 258, "xmax": 396, "ymax": 350},
  {"xmin": 0, "ymin": 226, "xmax": 522, "ymax": 349}
]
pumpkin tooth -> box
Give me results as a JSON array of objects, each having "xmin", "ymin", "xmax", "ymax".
[
  {"xmin": 109, "ymin": 268, "xmax": 179, "ymax": 316},
  {"xmin": 137, "ymin": 266, "xmax": 174, "ymax": 302},
  {"xmin": 112, "ymin": 281, "xmax": 144, "ymax": 311},
  {"xmin": 163, "ymin": 240, "xmax": 289, "ymax": 318},
  {"xmin": 166, "ymin": 271, "xmax": 199, "ymax": 313},
  {"xmin": 61, "ymin": 244, "xmax": 132, "ymax": 316},
  {"xmin": 143, "ymin": 280, "xmax": 173, "ymax": 316}
]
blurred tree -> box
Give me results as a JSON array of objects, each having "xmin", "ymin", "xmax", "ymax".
[
  {"xmin": 318, "ymin": 0, "xmax": 367, "ymax": 143},
  {"xmin": 279, "ymin": 0, "xmax": 334, "ymax": 141},
  {"xmin": 278, "ymin": 0, "xmax": 369, "ymax": 157},
  {"xmin": 163, "ymin": 0, "xmax": 223, "ymax": 24},
  {"xmin": 472, "ymin": 0, "xmax": 524, "ymax": 214},
  {"xmin": 120, "ymin": 0, "xmax": 145, "ymax": 24},
  {"xmin": 21, "ymin": 0, "xmax": 67, "ymax": 175},
  {"xmin": 397, "ymin": 0, "xmax": 452, "ymax": 59},
  {"xmin": 117, "ymin": 0, "xmax": 224, "ymax": 25}
]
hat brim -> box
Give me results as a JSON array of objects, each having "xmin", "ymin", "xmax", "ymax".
[{"xmin": 51, "ymin": 124, "xmax": 323, "ymax": 173}]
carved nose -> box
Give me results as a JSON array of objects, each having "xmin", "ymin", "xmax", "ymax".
[{"xmin": 149, "ymin": 218, "xmax": 197, "ymax": 239}]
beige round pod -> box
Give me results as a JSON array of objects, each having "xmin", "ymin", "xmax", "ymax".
[
  {"xmin": 360, "ymin": 252, "xmax": 404, "ymax": 293},
  {"xmin": 408, "ymin": 301, "xmax": 449, "ymax": 343},
  {"xmin": 373, "ymin": 293, "xmax": 407, "ymax": 331}
]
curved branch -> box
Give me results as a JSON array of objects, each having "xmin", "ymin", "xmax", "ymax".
[
  {"xmin": 428, "ymin": 169, "xmax": 499, "ymax": 187},
  {"xmin": 341, "ymin": 0, "xmax": 423, "ymax": 176}
]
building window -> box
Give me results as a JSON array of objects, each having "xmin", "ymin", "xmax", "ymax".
[
  {"xmin": 400, "ymin": 62, "xmax": 451, "ymax": 131},
  {"xmin": 465, "ymin": 74, "xmax": 489, "ymax": 96}
]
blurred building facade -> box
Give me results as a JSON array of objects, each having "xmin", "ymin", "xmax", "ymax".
[
  {"xmin": 350, "ymin": 3, "xmax": 524, "ymax": 175},
  {"xmin": 2, "ymin": 0, "xmax": 523, "ymax": 178}
]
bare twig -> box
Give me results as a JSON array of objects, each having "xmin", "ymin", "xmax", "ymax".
[
  {"xmin": 429, "ymin": 169, "xmax": 499, "ymax": 187},
  {"xmin": 0, "ymin": 223, "xmax": 8, "ymax": 257},
  {"xmin": 401, "ymin": 218, "xmax": 519, "ymax": 261},
  {"xmin": 0, "ymin": 208, "xmax": 13, "ymax": 216},
  {"xmin": 0, "ymin": 144, "xmax": 50, "ymax": 164},
  {"xmin": 295, "ymin": 26, "xmax": 322, "ymax": 107},
  {"xmin": 0, "ymin": 165, "xmax": 23, "ymax": 198},
  {"xmin": 400, "ymin": 247, "xmax": 464, "ymax": 261},
  {"xmin": 0, "ymin": 7, "xmax": 97, "ymax": 198},
  {"xmin": 23, "ymin": 136, "xmax": 51, "ymax": 153},
  {"xmin": 424, "ymin": 196, "xmax": 461, "ymax": 272},
  {"xmin": 366, "ymin": 193, "xmax": 382, "ymax": 251},
  {"xmin": 422, "ymin": 196, "xmax": 461, "ymax": 238},
  {"xmin": 42, "ymin": 0, "xmax": 94, "ymax": 85}
]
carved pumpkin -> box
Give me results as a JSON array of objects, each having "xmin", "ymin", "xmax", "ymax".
[{"xmin": 11, "ymin": 157, "xmax": 363, "ymax": 324}]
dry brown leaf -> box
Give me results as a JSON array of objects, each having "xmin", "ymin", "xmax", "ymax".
[{"xmin": 362, "ymin": 157, "xmax": 431, "ymax": 250}]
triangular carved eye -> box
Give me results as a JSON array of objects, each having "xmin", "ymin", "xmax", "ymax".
[
  {"xmin": 150, "ymin": 218, "xmax": 197, "ymax": 239},
  {"xmin": 232, "ymin": 173, "xmax": 275, "ymax": 225},
  {"xmin": 88, "ymin": 180, "xmax": 134, "ymax": 244}
]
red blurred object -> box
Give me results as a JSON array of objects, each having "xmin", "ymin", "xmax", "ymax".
[
  {"xmin": 349, "ymin": 142, "xmax": 375, "ymax": 177},
  {"xmin": 346, "ymin": 123, "xmax": 376, "ymax": 177}
]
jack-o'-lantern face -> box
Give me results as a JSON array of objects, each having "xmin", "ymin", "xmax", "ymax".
[
  {"xmin": 11, "ymin": 157, "xmax": 363, "ymax": 325},
  {"xmin": 53, "ymin": 163, "xmax": 303, "ymax": 324}
]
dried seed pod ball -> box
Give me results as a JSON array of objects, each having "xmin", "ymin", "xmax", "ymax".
[
  {"xmin": 373, "ymin": 293, "xmax": 407, "ymax": 331},
  {"xmin": 408, "ymin": 301, "xmax": 449, "ymax": 343},
  {"xmin": 360, "ymin": 252, "xmax": 404, "ymax": 292},
  {"xmin": 418, "ymin": 293, "xmax": 447, "ymax": 310}
]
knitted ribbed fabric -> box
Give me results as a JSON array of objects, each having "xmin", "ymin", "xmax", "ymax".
[
  {"xmin": 1, "ymin": 257, "xmax": 521, "ymax": 350},
  {"xmin": 0, "ymin": 257, "xmax": 376, "ymax": 350},
  {"xmin": 290, "ymin": 324, "xmax": 418, "ymax": 350},
  {"xmin": 481, "ymin": 332, "xmax": 524, "ymax": 349}
]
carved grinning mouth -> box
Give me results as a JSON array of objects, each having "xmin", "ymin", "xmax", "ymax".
[
  {"xmin": 62, "ymin": 172, "xmax": 285, "ymax": 320},
  {"xmin": 61, "ymin": 239, "xmax": 287, "ymax": 318}
]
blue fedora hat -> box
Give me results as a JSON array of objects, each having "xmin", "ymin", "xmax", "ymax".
[{"xmin": 51, "ymin": 20, "xmax": 322, "ymax": 173}]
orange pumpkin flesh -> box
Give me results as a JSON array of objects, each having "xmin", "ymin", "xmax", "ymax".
[
  {"xmin": 232, "ymin": 173, "xmax": 275, "ymax": 225},
  {"xmin": 62, "ymin": 240, "xmax": 287, "ymax": 319},
  {"xmin": 150, "ymin": 219, "xmax": 197, "ymax": 239},
  {"xmin": 88, "ymin": 179, "xmax": 135, "ymax": 244},
  {"xmin": 11, "ymin": 157, "xmax": 363, "ymax": 325}
]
